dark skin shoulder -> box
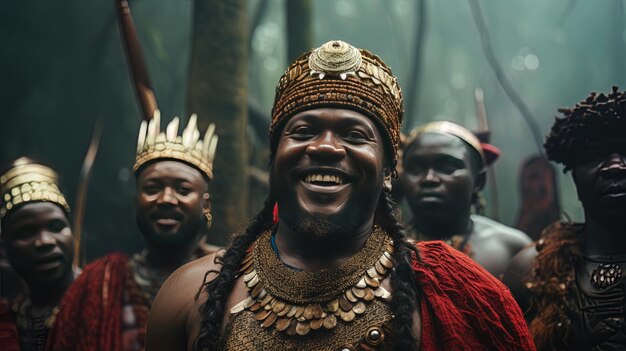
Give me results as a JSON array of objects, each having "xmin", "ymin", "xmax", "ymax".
[
  {"xmin": 147, "ymin": 249, "xmax": 252, "ymax": 351},
  {"xmin": 502, "ymin": 244, "xmax": 538, "ymax": 320},
  {"xmin": 145, "ymin": 253, "xmax": 214, "ymax": 351},
  {"xmin": 469, "ymin": 215, "xmax": 533, "ymax": 278}
]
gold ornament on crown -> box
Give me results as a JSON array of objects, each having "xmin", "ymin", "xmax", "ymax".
[
  {"xmin": 1, "ymin": 158, "xmax": 70, "ymax": 218},
  {"xmin": 308, "ymin": 40, "xmax": 363, "ymax": 80},
  {"xmin": 133, "ymin": 110, "xmax": 218, "ymax": 180}
]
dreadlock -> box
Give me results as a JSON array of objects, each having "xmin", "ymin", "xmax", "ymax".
[
  {"xmin": 376, "ymin": 191, "xmax": 422, "ymax": 351},
  {"xmin": 544, "ymin": 86, "xmax": 626, "ymax": 171},
  {"xmin": 195, "ymin": 196, "xmax": 275, "ymax": 350}
]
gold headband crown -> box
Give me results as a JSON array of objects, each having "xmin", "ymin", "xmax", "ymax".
[
  {"xmin": 271, "ymin": 40, "xmax": 403, "ymax": 164},
  {"xmin": 133, "ymin": 110, "xmax": 219, "ymax": 180},
  {"xmin": 411, "ymin": 121, "xmax": 487, "ymax": 169},
  {"xmin": 1, "ymin": 158, "xmax": 70, "ymax": 218}
]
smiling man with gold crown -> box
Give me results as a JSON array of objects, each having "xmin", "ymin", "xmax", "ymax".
[
  {"xmin": 146, "ymin": 40, "xmax": 533, "ymax": 351},
  {"xmin": 45, "ymin": 111, "xmax": 219, "ymax": 351}
]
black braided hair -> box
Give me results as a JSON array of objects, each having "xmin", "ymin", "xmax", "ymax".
[
  {"xmin": 545, "ymin": 86, "xmax": 626, "ymax": 171},
  {"xmin": 376, "ymin": 191, "xmax": 421, "ymax": 351},
  {"xmin": 195, "ymin": 196, "xmax": 275, "ymax": 350}
]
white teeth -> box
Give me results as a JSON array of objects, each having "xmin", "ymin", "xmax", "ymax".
[{"xmin": 304, "ymin": 173, "xmax": 344, "ymax": 185}]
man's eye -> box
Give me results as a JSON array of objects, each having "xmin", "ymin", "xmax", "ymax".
[
  {"xmin": 406, "ymin": 164, "xmax": 424, "ymax": 175},
  {"xmin": 291, "ymin": 126, "xmax": 314, "ymax": 137},
  {"xmin": 49, "ymin": 220, "xmax": 67, "ymax": 233},
  {"xmin": 438, "ymin": 166, "xmax": 459, "ymax": 175},
  {"xmin": 345, "ymin": 130, "xmax": 367, "ymax": 141},
  {"xmin": 143, "ymin": 185, "xmax": 160, "ymax": 194},
  {"xmin": 178, "ymin": 187, "xmax": 192, "ymax": 195},
  {"xmin": 14, "ymin": 227, "xmax": 36, "ymax": 239}
]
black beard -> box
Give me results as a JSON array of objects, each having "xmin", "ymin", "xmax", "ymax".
[{"xmin": 283, "ymin": 213, "xmax": 359, "ymax": 240}]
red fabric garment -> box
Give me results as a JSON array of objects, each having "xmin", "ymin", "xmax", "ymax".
[
  {"xmin": 414, "ymin": 241, "xmax": 535, "ymax": 351},
  {"xmin": 46, "ymin": 253, "xmax": 129, "ymax": 351},
  {"xmin": 0, "ymin": 299, "xmax": 19, "ymax": 351},
  {"xmin": 272, "ymin": 203, "xmax": 279, "ymax": 225}
]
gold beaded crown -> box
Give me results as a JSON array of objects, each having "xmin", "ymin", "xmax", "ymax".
[
  {"xmin": 0, "ymin": 158, "xmax": 70, "ymax": 218},
  {"xmin": 270, "ymin": 40, "xmax": 403, "ymax": 165},
  {"xmin": 133, "ymin": 110, "xmax": 219, "ymax": 180}
]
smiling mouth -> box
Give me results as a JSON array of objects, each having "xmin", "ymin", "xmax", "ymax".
[
  {"xmin": 151, "ymin": 211, "xmax": 183, "ymax": 225},
  {"xmin": 416, "ymin": 192, "xmax": 443, "ymax": 199},
  {"xmin": 601, "ymin": 186, "xmax": 626, "ymax": 198},
  {"xmin": 155, "ymin": 218, "xmax": 180, "ymax": 226},
  {"xmin": 303, "ymin": 173, "xmax": 346, "ymax": 186},
  {"xmin": 35, "ymin": 254, "xmax": 64, "ymax": 270},
  {"xmin": 602, "ymin": 191, "xmax": 626, "ymax": 199}
]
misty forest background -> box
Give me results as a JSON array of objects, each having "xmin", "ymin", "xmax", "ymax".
[{"xmin": 1, "ymin": 0, "xmax": 625, "ymax": 261}]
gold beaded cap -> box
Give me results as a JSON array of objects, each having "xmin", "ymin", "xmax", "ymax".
[
  {"xmin": 0, "ymin": 158, "xmax": 70, "ymax": 218},
  {"xmin": 270, "ymin": 40, "xmax": 404, "ymax": 164},
  {"xmin": 134, "ymin": 110, "xmax": 219, "ymax": 180}
]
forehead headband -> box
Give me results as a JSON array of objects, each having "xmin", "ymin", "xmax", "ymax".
[{"xmin": 411, "ymin": 121, "xmax": 488, "ymax": 167}]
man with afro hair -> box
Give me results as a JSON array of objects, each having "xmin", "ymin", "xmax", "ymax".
[{"xmin": 504, "ymin": 86, "xmax": 626, "ymax": 350}]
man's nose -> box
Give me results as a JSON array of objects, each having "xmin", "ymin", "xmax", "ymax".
[
  {"xmin": 419, "ymin": 169, "xmax": 441, "ymax": 186},
  {"xmin": 35, "ymin": 230, "xmax": 56, "ymax": 248},
  {"xmin": 157, "ymin": 187, "xmax": 178, "ymax": 205},
  {"xmin": 306, "ymin": 131, "xmax": 347, "ymax": 161}
]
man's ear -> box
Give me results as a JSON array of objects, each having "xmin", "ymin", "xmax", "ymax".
[{"xmin": 383, "ymin": 168, "xmax": 393, "ymax": 193}]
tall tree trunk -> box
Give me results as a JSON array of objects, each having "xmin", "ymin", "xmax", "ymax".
[
  {"xmin": 188, "ymin": 0, "xmax": 249, "ymax": 245},
  {"xmin": 286, "ymin": 0, "xmax": 313, "ymax": 62}
]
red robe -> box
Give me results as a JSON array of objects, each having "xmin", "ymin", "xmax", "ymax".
[
  {"xmin": 48, "ymin": 244, "xmax": 534, "ymax": 350},
  {"xmin": 0, "ymin": 299, "xmax": 19, "ymax": 351},
  {"xmin": 415, "ymin": 241, "xmax": 535, "ymax": 350},
  {"xmin": 46, "ymin": 253, "xmax": 130, "ymax": 351}
]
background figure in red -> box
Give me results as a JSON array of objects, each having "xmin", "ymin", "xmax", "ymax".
[
  {"xmin": 515, "ymin": 155, "xmax": 561, "ymax": 241},
  {"xmin": 46, "ymin": 113, "xmax": 219, "ymax": 351}
]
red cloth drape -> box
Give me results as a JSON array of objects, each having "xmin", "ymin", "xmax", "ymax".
[
  {"xmin": 46, "ymin": 253, "xmax": 129, "ymax": 351},
  {"xmin": 415, "ymin": 241, "xmax": 535, "ymax": 351},
  {"xmin": 0, "ymin": 299, "xmax": 19, "ymax": 351},
  {"xmin": 46, "ymin": 242, "xmax": 534, "ymax": 350}
]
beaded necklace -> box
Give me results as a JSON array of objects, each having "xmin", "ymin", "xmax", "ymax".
[
  {"xmin": 230, "ymin": 226, "xmax": 393, "ymax": 337},
  {"xmin": 14, "ymin": 297, "xmax": 59, "ymax": 351}
]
